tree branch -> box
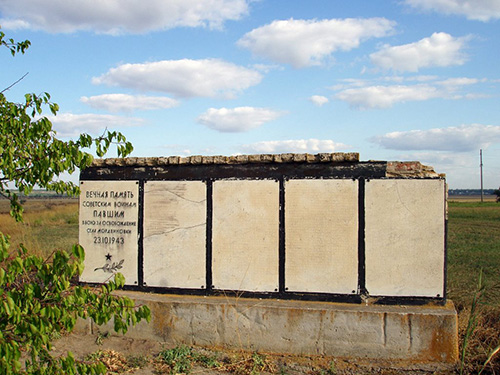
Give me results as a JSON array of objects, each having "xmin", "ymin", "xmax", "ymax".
[{"xmin": 1, "ymin": 72, "xmax": 29, "ymax": 94}]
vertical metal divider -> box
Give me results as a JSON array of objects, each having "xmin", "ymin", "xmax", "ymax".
[
  {"xmin": 138, "ymin": 179, "xmax": 145, "ymax": 288},
  {"xmin": 357, "ymin": 178, "xmax": 367, "ymax": 296},
  {"xmin": 279, "ymin": 177, "xmax": 286, "ymax": 295},
  {"xmin": 206, "ymin": 179, "xmax": 213, "ymax": 294}
]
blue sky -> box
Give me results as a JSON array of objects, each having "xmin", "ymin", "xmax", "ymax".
[{"xmin": 1, "ymin": 0, "xmax": 499, "ymax": 189}]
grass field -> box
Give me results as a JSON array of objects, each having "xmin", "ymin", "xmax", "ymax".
[
  {"xmin": 0, "ymin": 198, "xmax": 79, "ymax": 258},
  {"xmin": 447, "ymin": 201, "xmax": 500, "ymax": 306},
  {"xmin": 0, "ymin": 198, "xmax": 499, "ymax": 373},
  {"xmin": 446, "ymin": 201, "xmax": 500, "ymax": 374}
]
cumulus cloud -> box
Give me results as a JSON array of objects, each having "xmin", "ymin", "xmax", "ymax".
[
  {"xmin": 397, "ymin": 151, "xmax": 472, "ymax": 168},
  {"xmin": 309, "ymin": 95, "xmax": 329, "ymax": 106},
  {"xmin": 370, "ymin": 32, "xmax": 469, "ymax": 72},
  {"xmin": 197, "ymin": 107, "xmax": 283, "ymax": 132},
  {"xmin": 237, "ymin": 18, "xmax": 395, "ymax": 68},
  {"xmin": 49, "ymin": 113, "xmax": 144, "ymax": 138},
  {"xmin": 333, "ymin": 76, "xmax": 484, "ymax": 109},
  {"xmin": 335, "ymin": 84, "xmax": 441, "ymax": 109},
  {"xmin": 241, "ymin": 139, "xmax": 350, "ymax": 154},
  {"xmin": 385, "ymin": 151, "xmax": 476, "ymax": 187},
  {"xmin": 371, "ymin": 124, "xmax": 500, "ymax": 152},
  {"xmin": 0, "ymin": 0, "xmax": 249, "ymax": 34},
  {"xmin": 81, "ymin": 94, "xmax": 179, "ymax": 113},
  {"xmin": 403, "ymin": 0, "xmax": 500, "ymax": 22},
  {"xmin": 92, "ymin": 59, "xmax": 262, "ymax": 99}
]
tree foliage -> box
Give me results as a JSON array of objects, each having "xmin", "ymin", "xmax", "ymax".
[
  {"xmin": 0, "ymin": 31, "xmax": 133, "ymax": 222},
  {"xmin": 494, "ymin": 188, "xmax": 500, "ymax": 203},
  {"xmin": 0, "ymin": 31, "xmax": 150, "ymax": 374},
  {"xmin": 0, "ymin": 236, "xmax": 150, "ymax": 375}
]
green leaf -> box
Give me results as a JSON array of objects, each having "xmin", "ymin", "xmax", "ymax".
[
  {"xmin": 114, "ymin": 272, "xmax": 125, "ymax": 288},
  {"xmin": 72, "ymin": 244, "xmax": 85, "ymax": 261}
]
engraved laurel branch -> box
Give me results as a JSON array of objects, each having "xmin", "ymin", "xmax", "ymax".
[{"xmin": 94, "ymin": 259, "xmax": 125, "ymax": 273}]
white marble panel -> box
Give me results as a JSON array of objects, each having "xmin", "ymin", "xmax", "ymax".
[
  {"xmin": 365, "ymin": 179, "xmax": 446, "ymax": 297},
  {"xmin": 285, "ymin": 179, "xmax": 358, "ymax": 294},
  {"xmin": 143, "ymin": 181, "xmax": 206, "ymax": 288},
  {"xmin": 212, "ymin": 180, "xmax": 279, "ymax": 292},
  {"xmin": 79, "ymin": 180, "xmax": 139, "ymax": 285}
]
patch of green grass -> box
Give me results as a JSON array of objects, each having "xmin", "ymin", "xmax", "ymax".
[
  {"xmin": 194, "ymin": 352, "xmax": 222, "ymax": 369},
  {"xmin": 250, "ymin": 352, "xmax": 267, "ymax": 374},
  {"xmin": 155, "ymin": 345, "xmax": 223, "ymax": 374},
  {"xmin": 447, "ymin": 202, "xmax": 500, "ymax": 375},
  {"xmin": 156, "ymin": 345, "xmax": 195, "ymax": 374},
  {"xmin": 126, "ymin": 354, "xmax": 149, "ymax": 369},
  {"xmin": 447, "ymin": 202, "xmax": 500, "ymax": 307}
]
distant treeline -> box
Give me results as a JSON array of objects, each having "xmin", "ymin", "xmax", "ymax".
[
  {"xmin": 19, "ymin": 188, "xmax": 499, "ymax": 197},
  {"xmin": 449, "ymin": 189, "xmax": 496, "ymax": 196},
  {"xmin": 19, "ymin": 190, "xmax": 77, "ymax": 199}
]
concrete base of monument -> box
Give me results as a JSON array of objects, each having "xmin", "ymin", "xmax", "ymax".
[{"xmin": 75, "ymin": 291, "xmax": 459, "ymax": 368}]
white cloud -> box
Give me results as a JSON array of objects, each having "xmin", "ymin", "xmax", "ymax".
[
  {"xmin": 436, "ymin": 77, "xmax": 480, "ymax": 87},
  {"xmin": 160, "ymin": 144, "xmax": 193, "ymax": 156},
  {"xmin": 333, "ymin": 76, "xmax": 484, "ymax": 109},
  {"xmin": 241, "ymin": 139, "xmax": 350, "ymax": 154},
  {"xmin": 251, "ymin": 64, "xmax": 284, "ymax": 73},
  {"xmin": 403, "ymin": 0, "xmax": 500, "ymax": 22},
  {"xmin": 309, "ymin": 95, "xmax": 329, "ymax": 106},
  {"xmin": 0, "ymin": 0, "xmax": 249, "ymax": 34},
  {"xmin": 49, "ymin": 113, "xmax": 144, "ymax": 138},
  {"xmin": 335, "ymin": 84, "xmax": 440, "ymax": 109},
  {"xmin": 404, "ymin": 75, "xmax": 440, "ymax": 82},
  {"xmin": 397, "ymin": 151, "xmax": 471, "ymax": 168},
  {"xmin": 81, "ymin": 94, "xmax": 179, "ymax": 113},
  {"xmin": 370, "ymin": 32, "xmax": 469, "ymax": 72},
  {"xmin": 0, "ymin": 19, "xmax": 30, "ymax": 30},
  {"xmin": 330, "ymin": 78, "xmax": 369, "ymax": 91},
  {"xmin": 371, "ymin": 124, "xmax": 500, "ymax": 152},
  {"xmin": 237, "ymin": 18, "xmax": 395, "ymax": 68},
  {"xmin": 92, "ymin": 59, "xmax": 262, "ymax": 99},
  {"xmin": 197, "ymin": 107, "xmax": 283, "ymax": 132},
  {"xmin": 385, "ymin": 151, "xmax": 477, "ymax": 188}
]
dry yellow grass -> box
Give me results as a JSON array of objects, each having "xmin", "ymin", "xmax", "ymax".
[
  {"xmin": 0, "ymin": 198, "xmax": 79, "ymax": 257},
  {"xmin": 448, "ymin": 195, "xmax": 497, "ymax": 202}
]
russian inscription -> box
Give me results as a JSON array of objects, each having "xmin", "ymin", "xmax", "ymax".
[{"xmin": 79, "ymin": 180, "xmax": 139, "ymax": 285}]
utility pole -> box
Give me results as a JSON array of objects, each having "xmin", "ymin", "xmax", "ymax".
[{"xmin": 480, "ymin": 149, "xmax": 484, "ymax": 203}]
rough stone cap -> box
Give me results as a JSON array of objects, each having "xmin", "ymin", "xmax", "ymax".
[
  {"xmin": 90, "ymin": 152, "xmax": 360, "ymax": 167},
  {"xmin": 89, "ymin": 153, "xmax": 444, "ymax": 179},
  {"xmin": 386, "ymin": 161, "xmax": 445, "ymax": 179}
]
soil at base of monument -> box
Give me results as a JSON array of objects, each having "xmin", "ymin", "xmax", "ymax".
[{"xmin": 52, "ymin": 332, "xmax": 457, "ymax": 375}]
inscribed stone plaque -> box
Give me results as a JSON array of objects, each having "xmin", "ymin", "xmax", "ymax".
[
  {"xmin": 143, "ymin": 181, "xmax": 206, "ymax": 288},
  {"xmin": 212, "ymin": 180, "xmax": 279, "ymax": 292},
  {"xmin": 79, "ymin": 180, "xmax": 139, "ymax": 285},
  {"xmin": 285, "ymin": 179, "xmax": 358, "ymax": 294},
  {"xmin": 365, "ymin": 179, "xmax": 445, "ymax": 297}
]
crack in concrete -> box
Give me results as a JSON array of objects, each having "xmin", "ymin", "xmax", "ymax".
[
  {"xmin": 145, "ymin": 222, "xmax": 206, "ymax": 238},
  {"xmin": 162, "ymin": 188, "xmax": 206, "ymax": 204}
]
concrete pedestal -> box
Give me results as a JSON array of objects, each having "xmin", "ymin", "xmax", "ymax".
[{"xmin": 78, "ymin": 291, "xmax": 458, "ymax": 367}]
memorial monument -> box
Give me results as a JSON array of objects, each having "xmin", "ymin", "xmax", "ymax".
[{"xmin": 78, "ymin": 153, "xmax": 458, "ymax": 367}]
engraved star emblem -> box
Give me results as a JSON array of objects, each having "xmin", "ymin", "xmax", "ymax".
[{"xmin": 105, "ymin": 253, "xmax": 112, "ymax": 261}]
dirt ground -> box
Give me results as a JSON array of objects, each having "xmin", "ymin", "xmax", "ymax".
[{"xmin": 52, "ymin": 332, "xmax": 458, "ymax": 375}]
